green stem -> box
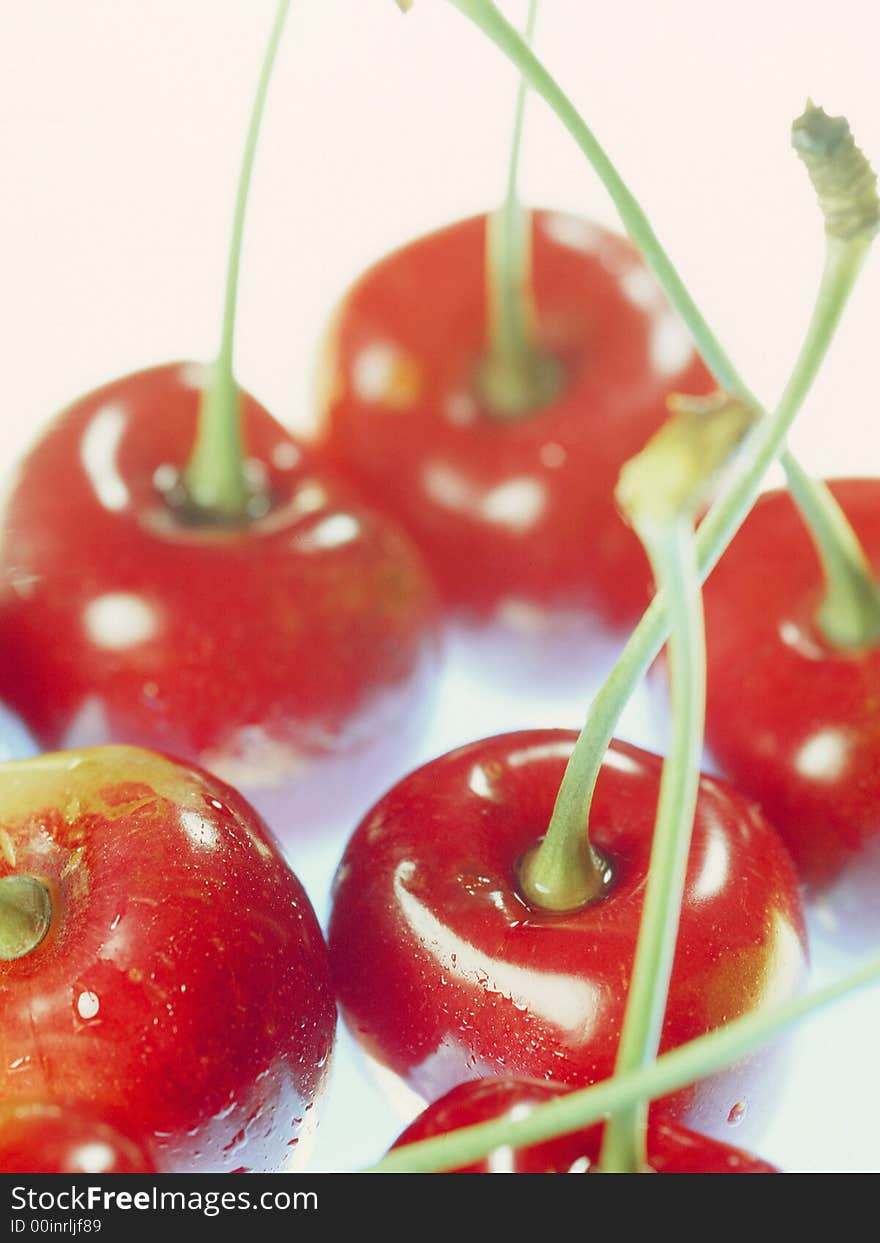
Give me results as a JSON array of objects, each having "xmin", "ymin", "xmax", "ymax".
[
  {"xmin": 451, "ymin": 1, "xmax": 733, "ymax": 380},
  {"xmin": 478, "ymin": 0, "xmax": 562, "ymax": 417},
  {"xmin": 184, "ymin": 0, "xmax": 291, "ymax": 518},
  {"xmin": 783, "ymin": 448, "xmax": 880, "ymax": 647},
  {"xmin": 448, "ymin": 0, "xmax": 880, "ymax": 641},
  {"xmin": 367, "ymin": 952, "xmax": 880, "ymax": 1173},
  {"xmin": 523, "ymin": 238, "xmax": 867, "ymax": 910},
  {"xmin": 493, "ymin": 0, "xmax": 536, "ymax": 361},
  {"xmin": 598, "ymin": 520, "xmax": 705, "ymax": 1173}
]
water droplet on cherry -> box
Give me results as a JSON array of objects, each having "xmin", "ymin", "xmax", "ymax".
[{"xmin": 76, "ymin": 989, "xmax": 100, "ymax": 1021}]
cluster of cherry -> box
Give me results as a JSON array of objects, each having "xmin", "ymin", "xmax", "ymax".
[{"xmin": 0, "ymin": 0, "xmax": 878, "ymax": 1176}]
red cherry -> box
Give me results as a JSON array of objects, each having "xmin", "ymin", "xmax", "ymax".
[
  {"xmin": 0, "ymin": 1101, "xmax": 155, "ymax": 1174},
  {"xmin": 0, "ymin": 745, "xmax": 336, "ymax": 1173},
  {"xmin": 328, "ymin": 730, "xmax": 807, "ymax": 1144},
  {"xmin": 314, "ymin": 211, "xmax": 712, "ymax": 679},
  {"xmin": 701, "ymin": 478, "xmax": 880, "ymax": 947},
  {"xmin": 391, "ymin": 1078, "xmax": 777, "ymax": 1173},
  {"xmin": 0, "ymin": 364, "xmax": 440, "ymax": 830}
]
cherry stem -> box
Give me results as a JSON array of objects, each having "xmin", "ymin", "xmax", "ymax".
[
  {"xmin": 784, "ymin": 449, "xmax": 880, "ymax": 647},
  {"xmin": 598, "ymin": 519, "xmax": 705, "ymax": 1174},
  {"xmin": 183, "ymin": 0, "xmax": 291, "ymax": 518},
  {"xmin": 528, "ymin": 245, "xmax": 867, "ymax": 912},
  {"xmin": 447, "ymin": 0, "xmax": 880, "ymax": 646},
  {"xmin": 0, "ymin": 875, "xmax": 52, "ymax": 961},
  {"xmin": 367, "ymin": 951, "xmax": 880, "ymax": 1173},
  {"xmin": 495, "ymin": 0, "xmax": 535, "ymax": 358},
  {"xmin": 445, "ymin": 0, "xmax": 877, "ymax": 910},
  {"xmin": 476, "ymin": 0, "xmax": 562, "ymax": 417},
  {"xmin": 589, "ymin": 395, "xmax": 757, "ymax": 1170}
]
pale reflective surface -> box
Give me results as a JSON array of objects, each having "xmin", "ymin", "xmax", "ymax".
[{"xmin": 0, "ymin": 705, "xmax": 36, "ymax": 764}]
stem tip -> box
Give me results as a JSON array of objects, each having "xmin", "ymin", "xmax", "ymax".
[
  {"xmin": 0, "ymin": 875, "xmax": 52, "ymax": 961},
  {"xmin": 792, "ymin": 103, "xmax": 880, "ymax": 241}
]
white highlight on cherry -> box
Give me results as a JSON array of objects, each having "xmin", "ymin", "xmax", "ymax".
[
  {"xmin": 422, "ymin": 463, "xmax": 471, "ymax": 515},
  {"xmin": 542, "ymin": 212, "xmax": 603, "ymax": 253},
  {"xmin": 178, "ymin": 362, "xmax": 208, "ymax": 390},
  {"xmin": 482, "ymin": 478, "xmax": 546, "ymax": 531},
  {"xmin": 691, "ymin": 821, "xmax": 731, "ymax": 901},
  {"xmin": 84, "ymin": 593, "xmax": 158, "ymax": 650},
  {"xmin": 601, "ymin": 747, "xmax": 645, "ymax": 777},
  {"xmin": 271, "ymin": 441, "xmax": 301, "ymax": 470},
  {"xmin": 467, "ymin": 764, "xmax": 497, "ymax": 801},
  {"xmin": 619, "ymin": 267, "xmax": 694, "ymax": 375},
  {"xmin": 291, "ymin": 482, "xmax": 328, "ymax": 516},
  {"xmin": 353, "ymin": 343, "xmax": 406, "ymax": 403},
  {"xmin": 81, "ymin": 404, "xmax": 129, "ymax": 512},
  {"xmin": 422, "ymin": 464, "xmax": 546, "ymax": 532},
  {"xmin": 496, "ymin": 597, "xmax": 551, "ymax": 636},
  {"xmin": 539, "ymin": 442, "xmax": 567, "ymax": 470},
  {"xmin": 507, "ymin": 740, "xmax": 574, "ymax": 768},
  {"xmin": 74, "ymin": 1142, "xmax": 117, "ymax": 1173},
  {"xmin": 294, "ymin": 512, "xmax": 361, "ymax": 552},
  {"xmin": 795, "ymin": 728, "xmax": 849, "ymax": 782},
  {"xmin": 620, "ymin": 266, "xmax": 657, "ymax": 310},
  {"xmin": 778, "ymin": 619, "xmax": 827, "ymax": 661},
  {"xmin": 487, "ymin": 1146, "xmax": 517, "ymax": 1173},
  {"xmin": 445, "ymin": 391, "xmax": 478, "ymax": 426},
  {"xmin": 393, "ymin": 860, "xmax": 601, "ymax": 1034},
  {"xmin": 179, "ymin": 809, "xmax": 220, "ymax": 850},
  {"xmin": 650, "ymin": 310, "xmax": 695, "ymax": 375},
  {"xmin": 77, "ymin": 990, "xmax": 100, "ymax": 1020},
  {"xmin": 752, "ymin": 912, "xmax": 808, "ymax": 1010}
]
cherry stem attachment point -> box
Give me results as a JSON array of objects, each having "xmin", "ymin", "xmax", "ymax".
[
  {"xmin": 0, "ymin": 875, "xmax": 52, "ymax": 961},
  {"xmin": 518, "ymin": 835, "xmax": 610, "ymax": 913},
  {"xmin": 368, "ymin": 951, "xmax": 880, "ymax": 1173},
  {"xmin": 784, "ymin": 450, "xmax": 880, "ymax": 647},
  {"xmin": 184, "ymin": 0, "xmax": 291, "ymax": 519},
  {"xmin": 447, "ymin": 2, "xmax": 880, "ymax": 646}
]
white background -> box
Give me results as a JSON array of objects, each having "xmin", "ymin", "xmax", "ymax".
[{"xmin": 0, "ymin": 1, "xmax": 878, "ymax": 1174}]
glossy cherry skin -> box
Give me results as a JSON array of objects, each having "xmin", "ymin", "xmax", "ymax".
[
  {"xmin": 391, "ymin": 1078, "xmax": 777, "ymax": 1173},
  {"xmin": 702, "ymin": 479, "xmax": 880, "ymax": 948},
  {"xmin": 0, "ymin": 1101, "xmax": 155, "ymax": 1173},
  {"xmin": 0, "ymin": 746, "xmax": 336, "ymax": 1173},
  {"xmin": 329, "ymin": 730, "xmax": 807, "ymax": 1145},
  {"xmin": 0, "ymin": 363, "xmax": 440, "ymax": 832},
  {"xmin": 314, "ymin": 211, "xmax": 712, "ymax": 680}
]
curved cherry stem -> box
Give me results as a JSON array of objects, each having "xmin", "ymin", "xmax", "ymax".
[
  {"xmin": 184, "ymin": 0, "xmax": 291, "ymax": 518},
  {"xmin": 597, "ymin": 520, "xmax": 704, "ymax": 1173},
  {"xmin": 438, "ymin": 0, "xmax": 877, "ymax": 908},
  {"xmin": 368, "ymin": 951, "xmax": 880, "ymax": 1173},
  {"xmin": 528, "ymin": 245, "xmax": 868, "ymax": 908},
  {"xmin": 446, "ymin": 0, "xmax": 880, "ymax": 643}
]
